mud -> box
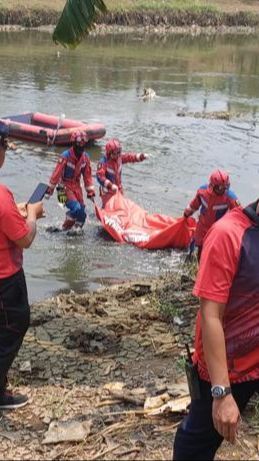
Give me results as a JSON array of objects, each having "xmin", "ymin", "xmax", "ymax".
[{"xmin": 15, "ymin": 275, "xmax": 197, "ymax": 390}]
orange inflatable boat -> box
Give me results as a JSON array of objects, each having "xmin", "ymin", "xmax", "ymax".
[{"xmin": 0, "ymin": 112, "xmax": 106, "ymax": 146}]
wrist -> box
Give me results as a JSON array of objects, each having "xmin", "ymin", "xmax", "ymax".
[
  {"xmin": 27, "ymin": 218, "xmax": 36, "ymax": 226},
  {"xmin": 26, "ymin": 208, "xmax": 37, "ymax": 219},
  {"xmin": 26, "ymin": 207, "xmax": 38, "ymax": 221}
]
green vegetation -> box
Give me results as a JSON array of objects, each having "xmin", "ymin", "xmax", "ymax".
[
  {"xmin": 106, "ymin": 0, "xmax": 218, "ymax": 13},
  {"xmin": 52, "ymin": 0, "xmax": 107, "ymax": 48},
  {"xmin": 1, "ymin": 0, "xmax": 259, "ymax": 15},
  {"xmin": 0, "ymin": 0, "xmax": 259, "ymax": 48},
  {"xmin": 0, "ymin": 1, "xmax": 65, "ymax": 10},
  {"xmin": 176, "ymin": 355, "xmax": 186, "ymax": 373},
  {"xmin": 1, "ymin": 0, "xmax": 259, "ymax": 14},
  {"xmin": 156, "ymin": 298, "xmax": 180, "ymax": 319}
]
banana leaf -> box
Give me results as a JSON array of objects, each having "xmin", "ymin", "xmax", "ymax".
[{"xmin": 53, "ymin": 0, "xmax": 107, "ymax": 48}]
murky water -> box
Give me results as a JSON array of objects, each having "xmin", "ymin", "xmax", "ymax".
[{"xmin": 1, "ymin": 30, "xmax": 259, "ymax": 301}]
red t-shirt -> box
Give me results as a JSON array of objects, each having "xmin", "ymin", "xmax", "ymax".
[
  {"xmin": 0, "ymin": 184, "xmax": 29, "ymax": 278},
  {"xmin": 193, "ymin": 205, "xmax": 259, "ymax": 383}
]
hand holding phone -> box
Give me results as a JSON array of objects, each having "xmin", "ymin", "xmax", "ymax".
[
  {"xmin": 27, "ymin": 201, "xmax": 45, "ymax": 220},
  {"xmin": 16, "ymin": 202, "xmax": 28, "ymax": 218},
  {"xmin": 27, "ymin": 183, "xmax": 49, "ymax": 204}
]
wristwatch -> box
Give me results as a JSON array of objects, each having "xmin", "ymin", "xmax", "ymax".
[{"xmin": 211, "ymin": 385, "xmax": 232, "ymax": 399}]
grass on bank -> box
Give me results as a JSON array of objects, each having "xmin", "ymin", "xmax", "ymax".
[
  {"xmin": 0, "ymin": 0, "xmax": 255, "ymax": 14},
  {"xmin": 0, "ymin": 0, "xmax": 258, "ymax": 28},
  {"xmin": 0, "ymin": 0, "xmax": 257, "ymax": 13},
  {"xmin": 101, "ymin": 0, "xmax": 218, "ymax": 13}
]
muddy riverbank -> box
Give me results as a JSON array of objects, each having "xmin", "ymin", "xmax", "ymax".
[
  {"xmin": 1, "ymin": 23, "xmax": 258, "ymax": 37},
  {"xmin": 0, "ymin": 7, "xmax": 259, "ymax": 33},
  {"xmin": 2, "ymin": 274, "xmax": 258, "ymax": 460}
]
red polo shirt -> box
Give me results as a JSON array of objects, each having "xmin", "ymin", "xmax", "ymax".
[
  {"xmin": 193, "ymin": 204, "xmax": 259, "ymax": 383},
  {"xmin": 0, "ymin": 184, "xmax": 29, "ymax": 279}
]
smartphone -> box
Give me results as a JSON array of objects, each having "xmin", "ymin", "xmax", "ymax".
[{"xmin": 28, "ymin": 183, "xmax": 49, "ymax": 204}]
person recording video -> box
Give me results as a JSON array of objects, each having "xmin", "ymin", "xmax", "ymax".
[{"xmin": 0, "ymin": 127, "xmax": 44, "ymax": 410}]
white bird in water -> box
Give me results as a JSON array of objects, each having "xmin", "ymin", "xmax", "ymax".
[{"xmin": 141, "ymin": 88, "xmax": 156, "ymax": 101}]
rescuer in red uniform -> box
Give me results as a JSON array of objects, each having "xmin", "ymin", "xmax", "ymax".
[
  {"xmin": 96, "ymin": 138, "xmax": 148, "ymax": 207},
  {"xmin": 47, "ymin": 131, "xmax": 95, "ymax": 231}
]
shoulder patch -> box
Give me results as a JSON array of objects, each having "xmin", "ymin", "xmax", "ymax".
[
  {"xmin": 200, "ymin": 184, "xmax": 208, "ymax": 190},
  {"xmin": 227, "ymin": 189, "xmax": 238, "ymax": 200},
  {"xmin": 62, "ymin": 150, "xmax": 70, "ymax": 159}
]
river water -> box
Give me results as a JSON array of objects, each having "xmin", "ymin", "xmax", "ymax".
[{"xmin": 0, "ymin": 30, "xmax": 259, "ymax": 301}]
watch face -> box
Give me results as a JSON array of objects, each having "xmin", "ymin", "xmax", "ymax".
[{"xmin": 212, "ymin": 386, "xmax": 224, "ymax": 398}]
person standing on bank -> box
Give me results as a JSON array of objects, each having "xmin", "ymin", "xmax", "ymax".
[
  {"xmin": 0, "ymin": 135, "xmax": 44, "ymax": 409},
  {"xmin": 173, "ymin": 199, "xmax": 259, "ymax": 460}
]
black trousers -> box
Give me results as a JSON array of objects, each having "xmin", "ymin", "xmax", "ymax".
[
  {"xmin": 0, "ymin": 268, "xmax": 30, "ymax": 393},
  {"xmin": 173, "ymin": 378, "xmax": 259, "ymax": 460}
]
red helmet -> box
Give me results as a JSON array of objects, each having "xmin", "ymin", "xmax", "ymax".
[
  {"xmin": 70, "ymin": 130, "xmax": 88, "ymax": 147},
  {"xmin": 209, "ymin": 169, "xmax": 230, "ymax": 191},
  {"xmin": 105, "ymin": 139, "xmax": 122, "ymax": 158}
]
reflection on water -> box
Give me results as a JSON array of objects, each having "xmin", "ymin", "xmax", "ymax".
[{"xmin": 0, "ymin": 30, "xmax": 259, "ymax": 301}]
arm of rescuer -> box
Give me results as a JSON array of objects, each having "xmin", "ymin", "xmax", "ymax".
[
  {"xmin": 82, "ymin": 155, "xmax": 95, "ymax": 200},
  {"xmin": 193, "ymin": 225, "xmax": 241, "ymax": 444},
  {"xmin": 15, "ymin": 202, "xmax": 44, "ymax": 249},
  {"xmin": 1, "ymin": 189, "xmax": 44, "ymax": 250},
  {"xmin": 183, "ymin": 189, "xmax": 201, "ymax": 218},
  {"xmin": 96, "ymin": 157, "xmax": 118, "ymax": 193},
  {"xmin": 200, "ymin": 298, "xmax": 240, "ymax": 444},
  {"xmin": 121, "ymin": 152, "xmax": 148, "ymax": 164},
  {"xmin": 47, "ymin": 155, "xmax": 67, "ymax": 196}
]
